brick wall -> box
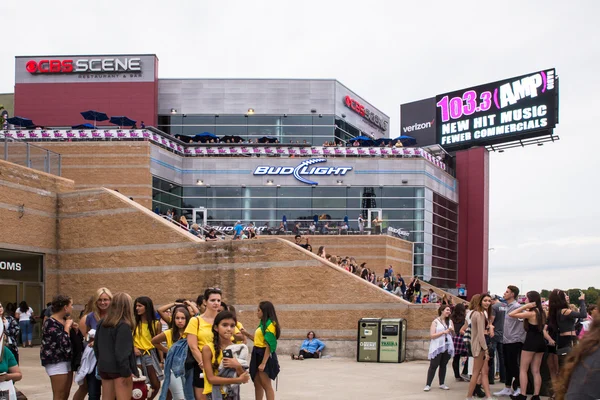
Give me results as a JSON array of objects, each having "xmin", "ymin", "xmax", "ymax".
[
  {"xmin": 36, "ymin": 141, "xmax": 153, "ymax": 209},
  {"xmin": 0, "ymin": 160, "xmax": 439, "ymax": 359}
]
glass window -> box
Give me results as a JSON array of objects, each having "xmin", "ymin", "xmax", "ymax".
[
  {"xmin": 283, "ymin": 116, "xmax": 313, "ymax": 126},
  {"xmin": 184, "ymin": 115, "xmax": 217, "ymax": 125},
  {"xmin": 278, "ymin": 187, "xmax": 312, "ymax": 198},
  {"xmin": 414, "ymin": 243, "xmax": 424, "ymax": 253},
  {"xmin": 242, "ymin": 197, "xmax": 277, "ymax": 209},
  {"xmin": 216, "ymin": 116, "xmax": 248, "ymax": 126},
  {"xmin": 381, "ymin": 198, "xmax": 417, "ymax": 209},
  {"xmin": 183, "ymin": 187, "xmax": 207, "ymax": 197},
  {"xmin": 206, "ymin": 209, "xmax": 242, "ymax": 221},
  {"xmin": 382, "ymin": 187, "xmax": 417, "ymax": 197},
  {"xmin": 314, "ymin": 115, "xmax": 334, "ymax": 125},
  {"xmin": 247, "ymin": 116, "xmax": 282, "ymax": 126},
  {"xmin": 182, "ymin": 198, "xmax": 206, "ymax": 209},
  {"xmin": 242, "ymin": 209, "xmax": 277, "ymax": 222}
]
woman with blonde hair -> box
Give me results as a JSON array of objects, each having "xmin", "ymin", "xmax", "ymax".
[
  {"xmin": 79, "ymin": 287, "xmax": 113, "ymax": 400},
  {"xmin": 94, "ymin": 293, "xmax": 138, "ymax": 400}
]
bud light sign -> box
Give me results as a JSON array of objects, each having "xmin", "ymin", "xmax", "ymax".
[{"xmin": 253, "ymin": 158, "xmax": 352, "ymax": 185}]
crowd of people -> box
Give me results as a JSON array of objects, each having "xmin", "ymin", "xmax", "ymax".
[
  {"xmin": 0, "ymin": 288, "xmax": 281, "ymax": 400},
  {"xmin": 423, "ymin": 285, "xmax": 600, "ymax": 400}
]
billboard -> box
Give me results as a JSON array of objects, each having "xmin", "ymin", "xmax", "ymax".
[
  {"xmin": 399, "ymin": 97, "xmax": 437, "ymax": 146},
  {"xmin": 436, "ymin": 68, "xmax": 558, "ymax": 150}
]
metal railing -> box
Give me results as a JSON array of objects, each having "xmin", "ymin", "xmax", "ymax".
[
  {"xmin": 160, "ymin": 215, "xmax": 232, "ymax": 241},
  {"xmin": 1, "ymin": 135, "xmax": 61, "ymax": 176}
]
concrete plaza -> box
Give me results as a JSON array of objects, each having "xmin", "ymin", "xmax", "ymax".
[{"xmin": 15, "ymin": 347, "xmax": 547, "ymax": 399}]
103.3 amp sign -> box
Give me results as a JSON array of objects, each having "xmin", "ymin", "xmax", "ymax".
[{"xmin": 436, "ymin": 68, "xmax": 559, "ymax": 150}]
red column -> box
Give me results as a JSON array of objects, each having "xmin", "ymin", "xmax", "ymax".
[{"xmin": 456, "ymin": 147, "xmax": 489, "ymax": 297}]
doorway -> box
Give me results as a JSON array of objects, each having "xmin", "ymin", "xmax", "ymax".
[
  {"xmin": 0, "ymin": 282, "xmax": 19, "ymax": 308},
  {"xmin": 367, "ymin": 208, "xmax": 383, "ymax": 234},
  {"xmin": 192, "ymin": 208, "xmax": 207, "ymax": 227}
]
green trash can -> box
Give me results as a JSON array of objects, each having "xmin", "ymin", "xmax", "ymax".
[
  {"xmin": 379, "ymin": 318, "xmax": 407, "ymax": 363},
  {"xmin": 357, "ymin": 318, "xmax": 381, "ymax": 362}
]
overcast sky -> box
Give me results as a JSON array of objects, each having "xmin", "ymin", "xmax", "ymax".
[{"xmin": 3, "ymin": 0, "xmax": 598, "ymax": 295}]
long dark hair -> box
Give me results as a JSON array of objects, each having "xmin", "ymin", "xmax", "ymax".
[
  {"xmin": 211, "ymin": 311, "xmax": 237, "ymax": 372},
  {"xmin": 524, "ymin": 291, "xmax": 545, "ymax": 331},
  {"xmin": 437, "ymin": 305, "xmax": 451, "ymax": 326},
  {"xmin": 171, "ymin": 306, "xmax": 191, "ymax": 343},
  {"xmin": 18, "ymin": 301, "xmax": 29, "ymax": 313},
  {"xmin": 548, "ymin": 289, "xmax": 568, "ymax": 335},
  {"xmin": 451, "ymin": 303, "xmax": 466, "ymax": 327},
  {"xmin": 554, "ymin": 298, "xmax": 600, "ymax": 400},
  {"xmin": 259, "ymin": 301, "xmax": 281, "ymax": 339},
  {"xmin": 134, "ymin": 296, "xmax": 158, "ymax": 337}
]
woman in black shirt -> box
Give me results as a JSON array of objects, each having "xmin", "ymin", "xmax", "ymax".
[
  {"xmin": 93, "ymin": 292, "xmax": 138, "ymax": 400},
  {"xmin": 40, "ymin": 294, "xmax": 74, "ymax": 400}
]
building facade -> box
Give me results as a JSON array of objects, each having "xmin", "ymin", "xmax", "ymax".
[{"xmin": 7, "ymin": 53, "xmax": 463, "ymax": 289}]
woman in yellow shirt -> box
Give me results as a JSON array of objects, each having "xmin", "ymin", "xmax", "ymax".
[
  {"xmin": 241, "ymin": 301, "xmax": 281, "ymax": 400},
  {"xmin": 133, "ymin": 296, "xmax": 162, "ymax": 400},
  {"xmin": 186, "ymin": 288, "xmax": 222, "ymax": 400},
  {"xmin": 202, "ymin": 311, "xmax": 250, "ymax": 399}
]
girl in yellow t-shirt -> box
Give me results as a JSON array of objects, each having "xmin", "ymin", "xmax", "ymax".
[
  {"xmin": 202, "ymin": 311, "xmax": 250, "ymax": 400},
  {"xmin": 241, "ymin": 301, "xmax": 281, "ymax": 400},
  {"xmin": 152, "ymin": 306, "xmax": 191, "ymax": 400},
  {"xmin": 133, "ymin": 296, "xmax": 162, "ymax": 400}
]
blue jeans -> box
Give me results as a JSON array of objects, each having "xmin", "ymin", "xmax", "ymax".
[{"xmin": 19, "ymin": 320, "xmax": 33, "ymax": 343}]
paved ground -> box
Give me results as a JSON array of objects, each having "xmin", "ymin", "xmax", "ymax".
[{"xmin": 15, "ymin": 348, "xmax": 550, "ymax": 399}]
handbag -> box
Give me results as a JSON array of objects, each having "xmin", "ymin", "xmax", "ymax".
[
  {"xmin": 0, "ymin": 380, "xmax": 17, "ymax": 400},
  {"xmin": 29, "ymin": 316, "xmax": 36, "ymax": 325},
  {"xmin": 463, "ymin": 323, "xmax": 473, "ymax": 357}
]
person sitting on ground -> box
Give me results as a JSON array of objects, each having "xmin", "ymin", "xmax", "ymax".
[
  {"xmin": 246, "ymin": 222, "xmax": 257, "ymax": 239},
  {"xmin": 189, "ymin": 224, "xmax": 201, "ymax": 237},
  {"xmin": 292, "ymin": 331, "xmax": 325, "ymax": 360},
  {"xmin": 205, "ymin": 228, "xmax": 218, "ymax": 241},
  {"xmin": 429, "ymin": 289, "xmax": 438, "ymax": 304}
]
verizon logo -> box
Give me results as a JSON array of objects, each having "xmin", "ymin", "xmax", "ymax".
[{"xmin": 403, "ymin": 119, "xmax": 434, "ymax": 133}]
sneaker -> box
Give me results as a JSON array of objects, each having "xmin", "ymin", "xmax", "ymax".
[
  {"xmin": 513, "ymin": 388, "xmax": 521, "ymax": 396},
  {"xmin": 440, "ymin": 384, "xmax": 450, "ymax": 390},
  {"xmin": 424, "ymin": 385, "xmax": 431, "ymax": 392},
  {"xmin": 493, "ymin": 388, "xmax": 513, "ymax": 397},
  {"xmin": 461, "ymin": 374, "xmax": 471, "ymax": 382}
]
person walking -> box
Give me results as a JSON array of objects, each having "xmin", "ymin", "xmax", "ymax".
[
  {"xmin": 15, "ymin": 302, "xmax": 34, "ymax": 348},
  {"xmin": 94, "ymin": 292, "xmax": 138, "ymax": 400},
  {"xmin": 424, "ymin": 305, "xmax": 455, "ymax": 392},
  {"xmin": 494, "ymin": 286, "xmax": 526, "ymax": 397}
]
